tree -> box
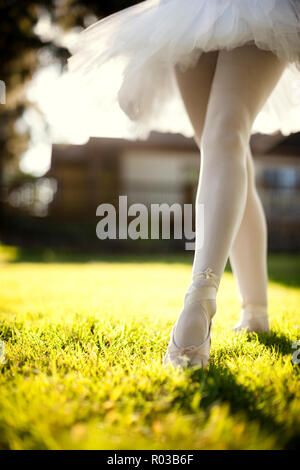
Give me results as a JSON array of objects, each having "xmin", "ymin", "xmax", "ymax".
[
  {"xmin": 0, "ymin": 0, "xmax": 140, "ymax": 219},
  {"xmin": 0, "ymin": 0, "xmax": 57, "ymax": 217}
]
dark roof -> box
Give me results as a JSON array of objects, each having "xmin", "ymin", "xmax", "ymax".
[
  {"xmin": 90, "ymin": 131, "xmax": 198, "ymax": 151},
  {"xmin": 250, "ymin": 132, "xmax": 300, "ymax": 155},
  {"xmin": 50, "ymin": 131, "xmax": 300, "ymax": 166}
]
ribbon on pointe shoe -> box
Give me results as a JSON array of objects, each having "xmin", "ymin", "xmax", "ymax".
[
  {"xmin": 193, "ymin": 268, "xmax": 220, "ymax": 289},
  {"xmin": 185, "ymin": 268, "xmax": 220, "ymax": 304},
  {"xmin": 234, "ymin": 303, "xmax": 270, "ymax": 333},
  {"xmin": 163, "ymin": 322, "xmax": 211, "ymax": 368},
  {"xmin": 241, "ymin": 304, "xmax": 268, "ymax": 319}
]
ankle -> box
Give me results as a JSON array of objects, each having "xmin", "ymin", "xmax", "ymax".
[
  {"xmin": 185, "ymin": 268, "xmax": 220, "ymax": 320},
  {"xmin": 192, "ymin": 268, "xmax": 220, "ymax": 290},
  {"xmin": 241, "ymin": 303, "xmax": 268, "ymax": 318}
]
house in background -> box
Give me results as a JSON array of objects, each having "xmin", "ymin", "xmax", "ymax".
[
  {"xmin": 36, "ymin": 131, "xmax": 300, "ymax": 251},
  {"xmin": 46, "ymin": 133, "xmax": 200, "ymax": 222},
  {"xmin": 251, "ymin": 132, "xmax": 300, "ymax": 250}
]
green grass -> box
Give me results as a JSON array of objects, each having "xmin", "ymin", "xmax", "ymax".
[{"xmin": 0, "ymin": 245, "xmax": 299, "ymax": 450}]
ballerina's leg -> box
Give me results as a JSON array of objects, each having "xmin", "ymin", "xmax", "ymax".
[
  {"xmin": 176, "ymin": 55, "xmax": 268, "ymax": 313},
  {"xmin": 173, "ymin": 44, "xmax": 286, "ymax": 349},
  {"xmin": 175, "ymin": 51, "xmax": 219, "ymax": 147},
  {"xmin": 229, "ymin": 145, "xmax": 270, "ymax": 332}
]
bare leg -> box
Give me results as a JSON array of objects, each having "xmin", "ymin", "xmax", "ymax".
[
  {"xmin": 229, "ymin": 145, "xmax": 270, "ymax": 332},
  {"xmin": 173, "ymin": 45, "xmax": 286, "ymax": 350}
]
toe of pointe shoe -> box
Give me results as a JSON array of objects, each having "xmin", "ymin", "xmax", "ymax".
[
  {"xmin": 233, "ymin": 319, "xmax": 270, "ymax": 334},
  {"xmin": 162, "ymin": 351, "xmax": 209, "ymax": 369},
  {"xmin": 233, "ymin": 305, "xmax": 270, "ymax": 334},
  {"xmin": 162, "ymin": 325, "xmax": 211, "ymax": 369}
]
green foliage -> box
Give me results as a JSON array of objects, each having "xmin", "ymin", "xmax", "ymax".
[
  {"xmin": 0, "ymin": 1, "xmax": 140, "ymax": 198},
  {"xmin": 0, "ymin": 247, "xmax": 299, "ymax": 449}
]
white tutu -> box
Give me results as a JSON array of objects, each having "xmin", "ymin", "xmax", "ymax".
[{"xmin": 68, "ymin": 0, "xmax": 300, "ymax": 139}]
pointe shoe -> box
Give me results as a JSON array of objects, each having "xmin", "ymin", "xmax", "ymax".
[
  {"xmin": 162, "ymin": 316, "xmax": 212, "ymax": 368},
  {"xmin": 233, "ymin": 304, "xmax": 270, "ymax": 333},
  {"xmin": 162, "ymin": 268, "xmax": 219, "ymax": 369}
]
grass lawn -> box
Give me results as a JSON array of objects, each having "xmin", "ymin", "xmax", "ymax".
[{"xmin": 0, "ymin": 245, "xmax": 299, "ymax": 450}]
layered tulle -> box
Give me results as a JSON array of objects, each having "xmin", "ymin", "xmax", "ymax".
[{"xmin": 68, "ymin": 0, "xmax": 300, "ymax": 138}]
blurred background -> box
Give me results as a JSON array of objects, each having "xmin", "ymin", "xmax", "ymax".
[{"xmin": 1, "ymin": 0, "xmax": 300, "ymax": 255}]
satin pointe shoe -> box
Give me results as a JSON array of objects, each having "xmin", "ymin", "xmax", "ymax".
[
  {"xmin": 162, "ymin": 268, "xmax": 219, "ymax": 369},
  {"xmin": 233, "ymin": 304, "xmax": 270, "ymax": 333}
]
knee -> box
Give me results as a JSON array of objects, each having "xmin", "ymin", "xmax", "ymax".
[
  {"xmin": 246, "ymin": 149, "xmax": 257, "ymax": 189},
  {"xmin": 201, "ymin": 111, "xmax": 250, "ymax": 163}
]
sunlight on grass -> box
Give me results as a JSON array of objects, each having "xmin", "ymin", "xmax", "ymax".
[{"xmin": 0, "ymin": 245, "xmax": 299, "ymax": 449}]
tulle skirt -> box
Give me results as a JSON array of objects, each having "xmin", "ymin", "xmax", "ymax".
[{"xmin": 68, "ymin": 0, "xmax": 300, "ymax": 139}]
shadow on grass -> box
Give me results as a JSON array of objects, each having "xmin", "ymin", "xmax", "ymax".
[
  {"xmin": 267, "ymin": 255, "xmax": 300, "ymax": 288},
  {"xmin": 170, "ymin": 328, "xmax": 299, "ymax": 448},
  {"xmin": 254, "ymin": 330, "xmax": 295, "ymax": 356},
  {"xmin": 2, "ymin": 245, "xmax": 194, "ymax": 266},
  {"xmin": 184, "ymin": 357, "xmax": 299, "ymax": 449}
]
